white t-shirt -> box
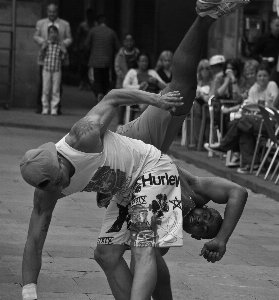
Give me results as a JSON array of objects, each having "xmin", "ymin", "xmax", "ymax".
[{"xmin": 56, "ymin": 130, "xmax": 162, "ymax": 205}]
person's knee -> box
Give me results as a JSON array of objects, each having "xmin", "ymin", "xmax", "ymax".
[
  {"xmin": 94, "ymin": 244, "xmax": 126, "ymax": 270},
  {"xmin": 132, "ymin": 246, "xmax": 155, "ymax": 264}
]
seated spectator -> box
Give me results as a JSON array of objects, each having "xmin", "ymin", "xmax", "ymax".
[
  {"xmin": 209, "ymin": 58, "xmax": 244, "ymax": 134},
  {"xmin": 221, "ymin": 59, "xmax": 259, "ymax": 167},
  {"xmin": 115, "ymin": 33, "xmax": 139, "ymax": 125},
  {"xmin": 123, "ymin": 51, "xmax": 167, "ymax": 118},
  {"xmin": 155, "ymin": 50, "xmax": 173, "ymax": 83},
  {"xmin": 205, "ymin": 62, "xmax": 279, "ymax": 174},
  {"xmin": 193, "ymin": 59, "xmax": 213, "ymax": 146}
]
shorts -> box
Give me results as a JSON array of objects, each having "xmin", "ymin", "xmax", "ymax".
[{"xmin": 97, "ymin": 154, "xmax": 183, "ymax": 248}]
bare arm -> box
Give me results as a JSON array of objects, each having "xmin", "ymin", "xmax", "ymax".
[
  {"xmin": 193, "ymin": 176, "xmax": 248, "ymax": 262},
  {"xmin": 85, "ymin": 89, "xmax": 183, "ymax": 136},
  {"xmin": 22, "ymin": 189, "xmax": 63, "ymax": 286}
]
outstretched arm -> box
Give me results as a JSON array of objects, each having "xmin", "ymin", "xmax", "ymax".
[
  {"xmin": 194, "ymin": 176, "xmax": 248, "ymax": 262},
  {"xmin": 22, "ymin": 189, "xmax": 63, "ymax": 299},
  {"xmin": 179, "ymin": 167, "xmax": 248, "ymax": 262},
  {"xmin": 86, "ymin": 89, "xmax": 183, "ymax": 136}
]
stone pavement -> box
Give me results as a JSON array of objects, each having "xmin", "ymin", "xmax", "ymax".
[
  {"xmin": 1, "ymin": 126, "xmax": 279, "ymax": 300},
  {"xmin": 0, "ymin": 86, "xmax": 279, "ymax": 299}
]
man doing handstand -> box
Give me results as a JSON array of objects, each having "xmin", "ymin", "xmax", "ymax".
[{"xmin": 20, "ymin": 1, "xmax": 249, "ymax": 300}]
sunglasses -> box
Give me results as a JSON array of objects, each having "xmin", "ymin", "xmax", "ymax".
[{"xmin": 201, "ymin": 67, "xmax": 210, "ymax": 70}]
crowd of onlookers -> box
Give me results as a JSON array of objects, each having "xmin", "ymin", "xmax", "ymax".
[
  {"xmin": 33, "ymin": 4, "xmax": 279, "ymax": 175},
  {"xmin": 32, "ymin": 4, "xmax": 173, "ymax": 118}
]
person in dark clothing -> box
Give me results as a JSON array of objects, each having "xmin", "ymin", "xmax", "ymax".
[
  {"xmin": 86, "ymin": 14, "xmax": 120, "ymax": 102},
  {"xmin": 76, "ymin": 8, "xmax": 96, "ymax": 91}
]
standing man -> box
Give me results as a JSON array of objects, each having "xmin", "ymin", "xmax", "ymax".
[
  {"xmin": 33, "ymin": 3, "xmax": 73, "ymax": 115},
  {"xmin": 86, "ymin": 14, "xmax": 120, "ymax": 102}
]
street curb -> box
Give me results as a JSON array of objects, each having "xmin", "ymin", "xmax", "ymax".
[
  {"xmin": 0, "ymin": 122, "xmax": 69, "ymax": 133},
  {"xmin": 168, "ymin": 144, "xmax": 279, "ymax": 202}
]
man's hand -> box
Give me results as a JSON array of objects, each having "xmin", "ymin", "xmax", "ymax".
[
  {"xmin": 157, "ymin": 91, "xmax": 183, "ymax": 112},
  {"xmin": 139, "ymin": 82, "xmax": 148, "ymax": 91},
  {"xmin": 41, "ymin": 40, "xmax": 48, "ymax": 49},
  {"xmin": 148, "ymin": 77, "xmax": 158, "ymax": 84},
  {"xmin": 199, "ymin": 238, "xmax": 226, "ymax": 263}
]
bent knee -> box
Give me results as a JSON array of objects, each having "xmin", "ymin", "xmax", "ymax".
[{"xmin": 94, "ymin": 244, "xmax": 127, "ymax": 268}]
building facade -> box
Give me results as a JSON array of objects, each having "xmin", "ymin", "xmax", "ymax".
[{"xmin": 0, "ymin": 0, "xmax": 277, "ymax": 108}]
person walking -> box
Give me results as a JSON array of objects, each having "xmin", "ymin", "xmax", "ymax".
[
  {"xmin": 76, "ymin": 8, "xmax": 96, "ymax": 91},
  {"xmin": 86, "ymin": 14, "xmax": 120, "ymax": 102}
]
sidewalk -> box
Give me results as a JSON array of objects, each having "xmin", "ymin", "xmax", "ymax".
[{"xmin": 1, "ymin": 85, "xmax": 279, "ymax": 202}]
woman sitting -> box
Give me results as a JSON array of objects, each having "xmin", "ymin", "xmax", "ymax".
[
  {"xmin": 205, "ymin": 62, "xmax": 279, "ymax": 174},
  {"xmin": 155, "ymin": 50, "xmax": 173, "ymax": 84},
  {"xmin": 209, "ymin": 58, "xmax": 244, "ymax": 134},
  {"xmin": 221, "ymin": 59, "xmax": 259, "ymax": 167},
  {"xmin": 123, "ymin": 51, "xmax": 167, "ymax": 119},
  {"xmin": 193, "ymin": 59, "xmax": 213, "ymax": 146}
]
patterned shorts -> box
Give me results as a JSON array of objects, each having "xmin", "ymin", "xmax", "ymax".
[{"xmin": 97, "ymin": 155, "xmax": 183, "ymax": 248}]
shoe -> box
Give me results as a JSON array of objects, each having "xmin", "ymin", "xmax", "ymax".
[
  {"xmin": 51, "ymin": 111, "xmax": 58, "ymax": 116},
  {"xmin": 237, "ymin": 164, "xmax": 259, "ymax": 174},
  {"xmin": 42, "ymin": 109, "xmax": 49, "ymax": 115},
  {"xmin": 204, "ymin": 142, "xmax": 226, "ymax": 154},
  {"xmin": 196, "ymin": 0, "xmax": 249, "ymax": 19},
  {"xmin": 227, "ymin": 152, "xmax": 240, "ymax": 167}
]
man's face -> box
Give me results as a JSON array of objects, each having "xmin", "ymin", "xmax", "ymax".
[
  {"xmin": 183, "ymin": 207, "xmax": 219, "ymax": 239},
  {"xmin": 271, "ymin": 19, "xmax": 279, "ymax": 37},
  {"xmin": 47, "ymin": 5, "xmax": 58, "ymax": 22},
  {"xmin": 40, "ymin": 156, "xmax": 70, "ymax": 192}
]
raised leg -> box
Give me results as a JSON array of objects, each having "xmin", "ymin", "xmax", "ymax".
[{"xmin": 163, "ymin": 16, "xmax": 215, "ymax": 116}]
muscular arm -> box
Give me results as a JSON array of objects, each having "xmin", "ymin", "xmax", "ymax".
[
  {"xmin": 22, "ymin": 189, "xmax": 63, "ymax": 285},
  {"xmin": 84, "ymin": 89, "xmax": 183, "ymax": 136},
  {"xmin": 194, "ymin": 176, "xmax": 248, "ymax": 243}
]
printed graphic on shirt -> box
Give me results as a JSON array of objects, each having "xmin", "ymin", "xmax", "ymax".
[{"xmin": 82, "ymin": 166, "xmax": 132, "ymax": 196}]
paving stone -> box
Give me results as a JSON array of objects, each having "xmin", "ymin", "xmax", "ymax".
[
  {"xmin": 40, "ymin": 292, "xmax": 91, "ymax": 300},
  {"xmin": 37, "ymin": 274, "xmax": 80, "ymax": 293},
  {"xmin": 73, "ymin": 277, "xmax": 112, "ymax": 294}
]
